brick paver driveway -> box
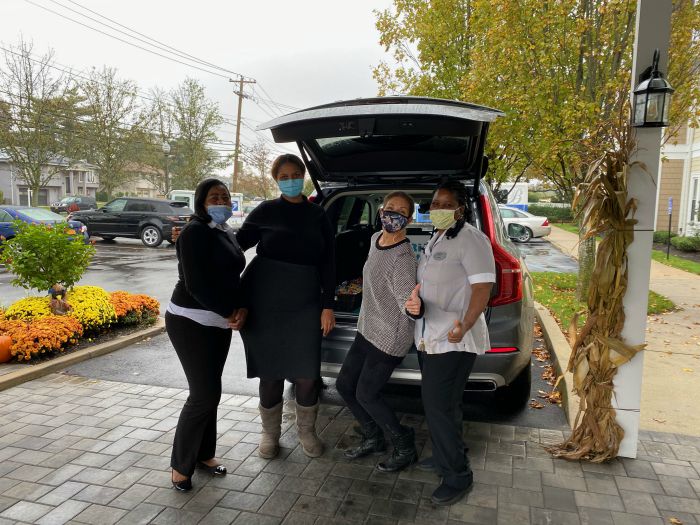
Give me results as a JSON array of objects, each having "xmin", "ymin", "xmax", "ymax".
[{"xmin": 1, "ymin": 374, "xmax": 699, "ymax": 524}]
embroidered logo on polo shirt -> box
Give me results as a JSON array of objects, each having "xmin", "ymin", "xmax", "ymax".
[{"xmin": 433, "ymin": 252, "xmax": 447, "ymax": 261}]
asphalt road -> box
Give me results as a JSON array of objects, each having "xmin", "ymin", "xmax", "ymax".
[{"xmin": 2, "ymin": 236, "xmax": 572, "ymax": 430}]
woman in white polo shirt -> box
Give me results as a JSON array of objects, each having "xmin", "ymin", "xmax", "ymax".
[{"xmin": 405, "ymin": 179, "xmax": 495, "ymax": 506}]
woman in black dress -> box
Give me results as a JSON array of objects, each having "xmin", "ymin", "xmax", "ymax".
[
  {"xmin": 237, "ymin": 153, "xmax": 336, "ymax": 459},
  {"xmin": 166, "ymin": 178, "xmax": 247, "ymax": 491}
]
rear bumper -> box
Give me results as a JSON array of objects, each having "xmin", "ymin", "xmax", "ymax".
[
  {"xmin": 320, "ymin": 362, "xmax": 504, "ymax": 391},
  {"xmin": 533, "ymin": 225, "xmax": 552, "ymax": 237}
]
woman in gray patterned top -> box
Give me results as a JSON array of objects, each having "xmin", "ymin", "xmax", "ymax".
[{"xmin": 336, "ymin": 191, "xmax": 420, "ymax": 472}]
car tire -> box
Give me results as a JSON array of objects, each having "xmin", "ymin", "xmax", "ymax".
[
  {"xmin": 100, "ymin": 235, "xmax": 115, "ymax": 240},
  {"xmin": 514, "ymin": 227, "xmax": 533, "ymax": 243},
  {"xmin": 140, "ymin": 225, "xmax": 163, "ymax": 247},
  {"xmin": 494, "ymin": 361, "xmax": 531, "ymax": 412}
]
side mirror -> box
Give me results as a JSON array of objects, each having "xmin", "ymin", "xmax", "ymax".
[{"xmin": 507, "ymin": 223, "xmax": 527, "ymax": 240}]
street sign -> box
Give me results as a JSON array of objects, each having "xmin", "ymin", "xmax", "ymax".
[{"xmin": 668, "ymin": 197, "xmax": 673, "ymax": 215}]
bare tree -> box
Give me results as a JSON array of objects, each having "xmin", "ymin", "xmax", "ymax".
[{"xmin": 0, "ymin": 38, "xmax": 79, "ymax": 205}]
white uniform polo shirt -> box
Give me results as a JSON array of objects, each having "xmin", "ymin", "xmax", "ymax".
[{"xmin": 415, "ymin": 223, "xmax": 496, "ymax": 355}]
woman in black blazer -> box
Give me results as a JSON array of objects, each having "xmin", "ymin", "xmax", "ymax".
[{"xmin": 165, "ymin": 178, "xmax": 247, "ymax": 491}]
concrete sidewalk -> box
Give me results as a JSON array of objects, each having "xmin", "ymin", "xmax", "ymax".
[
  {"xmin": 1, "ymin": 373, "xmax": 699, "ymax": 525},
  {"xmin": 546, "ymin": 226, "xmax": 700, "ymax": 436}
]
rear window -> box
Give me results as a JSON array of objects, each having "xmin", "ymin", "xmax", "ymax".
[
  {"xmin": 169, "ymin": 205, "xmax": 192, "ymax": 215},
  {"xmin": 19, "ymin": 208, "xmax": 64, "ymax": 221}
]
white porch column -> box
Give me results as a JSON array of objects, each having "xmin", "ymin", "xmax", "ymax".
[{"xmin": 616, "ymin": 0, "xmax": 673, "ymax": 458}]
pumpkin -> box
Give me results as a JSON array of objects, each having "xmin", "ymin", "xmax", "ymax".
[{"xmin": 0, "ymin": 335, "xmax": 11, "ymax": 363}]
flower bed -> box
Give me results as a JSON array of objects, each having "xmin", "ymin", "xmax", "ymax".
[{"xmin": 0, "ymin": 286, "xmax": 159, "ymax": 363}]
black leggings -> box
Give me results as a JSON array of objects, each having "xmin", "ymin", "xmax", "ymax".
[
  {"xmin": 166, "ymin": 312, "xmax": 231, "ymax": 477},
  {"xmin": 259, "ymin": 378, "xmax": 319, "ymax": 409},
  {"xmin": 336, "ymin": 333, "xmax": 404, "ymax": 434}
]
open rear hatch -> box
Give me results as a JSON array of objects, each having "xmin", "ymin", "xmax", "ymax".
[{"xmin": 258, "ymin": 96, "xmax": 503, "ymax": 195}]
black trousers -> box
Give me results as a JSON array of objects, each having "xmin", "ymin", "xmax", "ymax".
[
  {"xmin": 418, "ymin": 350, "xmax": 476, "ymax": 489},
  {"xmin": 336, "ymin": 333, "xmax": 404, "ymax": 434},
  {"xmin": 166, "ymin": 312, "xmax": 231, "ymax": 477}
]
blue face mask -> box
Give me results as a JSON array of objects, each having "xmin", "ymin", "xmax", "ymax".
[
  {"xmin": 278, "ymin": 178, "xmax": 304, "ymax": 198},
  {"xmin": 207, "ymin": 205, "xmax": 232, "ymax": 225}
]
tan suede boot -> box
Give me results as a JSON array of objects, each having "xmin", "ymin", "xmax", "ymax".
[
  {"xmin": 295, "ymin": 402, "xmax": 324, "ymax": 457},
  {"xmin": 258, "ymin": 402, "xmax": 282, "ymax": 459}
]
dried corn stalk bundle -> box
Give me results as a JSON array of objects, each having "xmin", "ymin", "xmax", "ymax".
[{"xmin": 547, "ymin": 143, "xmax": 645, "ymax": 463}]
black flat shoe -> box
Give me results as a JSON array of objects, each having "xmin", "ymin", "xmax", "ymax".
[
  {"xmin": 430, "ymin": 480, "xmax": 472, "ymax": 506},
  {"xmin": 171, "ymin": 477, "xmax": 192, "ymax": 492},
  {"xmin": 197, "ymin": 462, "xmax": 227, "ymax": 476}
]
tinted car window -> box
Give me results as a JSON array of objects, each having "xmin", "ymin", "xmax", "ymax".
[
  {"xmin": 0, "ymin": 210, "xmax": 13, "ymax": 221},
  {"xmin": 500, "ymin": 208, "xmax": 515, "ymax": 218},
  {"xmin": 103, "ymin": 199, "xmax": 128, "ymax": 212},
  {"xmin": 126, "ymin": 202, "xmax": 156, "ymax": 212},
  {"xmin": 168, "ymin": 205, "xmax": 192, "ymax": 215}
]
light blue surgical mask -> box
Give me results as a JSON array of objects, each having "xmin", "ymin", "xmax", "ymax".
[
  {"xmin": 278, "ymin": 178, "xmax": 304, "ymax": 198},
  {"xmin": 207, "ymin": 205, "xmax": 232, "ymax": 225}
]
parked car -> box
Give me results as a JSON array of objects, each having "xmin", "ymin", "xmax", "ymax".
[
  {"xmin": 50, "ymin": 195, "xmax": 97, "ymax": 214},
  {"xmin": 0, "ymin": 205, "xmax": 89, "ymax": 243},
  {"xmin": 259, "ymin": 96, "xmax": 535, "ymax": 409},
  {"xmin": 499, "ymin": 205, "xmax": 551, "ymax": 242},
  {"xmin": 68, "ymin": 197, "xmax": 192, "ymax": 247}
]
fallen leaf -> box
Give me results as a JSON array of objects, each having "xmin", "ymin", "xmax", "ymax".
[
  {"xmin": 653, "ymin": 418, "xmax": 666, "ymax": 424},
  {"xmin": 529, "ymin": 400, "xmax": 544, "ymax": 409},
  {"xmin": 668, "ymin": 518, "xmax": 683, "ymax": 525},
  {"xmin": 682, "ymin": 368, "xmax": 693, "ymax": 373}
]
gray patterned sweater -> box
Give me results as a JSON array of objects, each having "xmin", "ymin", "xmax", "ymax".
[{"xmin": 357, "ymin": 232, "xmax": 418, "ymax": 357}]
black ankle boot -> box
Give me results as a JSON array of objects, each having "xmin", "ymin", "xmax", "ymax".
[
  {"xmin": 344, "ymin": 421, "xmax": 386, "ymax": 460},
  {"xmin": 376, "ymin": 425, "xmax": 417, "ymax": 472}
]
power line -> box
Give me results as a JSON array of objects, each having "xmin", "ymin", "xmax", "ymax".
[
  {"xmin": 61, "ymin": 0, "xmax": 251, "ymax": 79},
  {"xmin": 24, "ymin": 0, "xmax": 231, "ymax": 80}
]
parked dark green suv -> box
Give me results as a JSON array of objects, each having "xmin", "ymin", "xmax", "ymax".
[{"xmin": 259, "ymin": 96, "xmax": 535, "ymax": 409}]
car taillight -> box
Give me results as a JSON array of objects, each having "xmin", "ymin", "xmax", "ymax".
[
  {"xmin": 308, "ymin": 195, "xmax": 316, "ymax": 203},
  {"xmin": 486, "ymin": 347, "xmax": 518, "ymax": 353},
  {"xmin": 542, "ymin": 219, "xmax": 549, "ymax": 226},
  {"xmin": 480, "ymin": 194, "xmax": 524, "ymax": 307}
]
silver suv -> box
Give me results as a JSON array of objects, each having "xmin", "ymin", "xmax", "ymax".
[{"xmin": 259, "ymin": 97, "xmax": 535, "ymax": 409}]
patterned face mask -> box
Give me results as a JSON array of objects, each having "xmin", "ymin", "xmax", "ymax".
[{"xmin": 380, "ymin": 210, "xmax": 409, "ymax": 233}]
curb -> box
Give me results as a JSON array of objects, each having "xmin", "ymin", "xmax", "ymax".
[
  {"xmin": 534, "ymin": 301, "xmax": 578, "ymax": 429},
  {"xmin": 0, "ymin": 316, "xmax": 166, "ymax": 393}
]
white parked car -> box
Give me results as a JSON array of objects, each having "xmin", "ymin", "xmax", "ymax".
[{"xmin": 499, "ymin": 205, "xmax": 551, "ymax": 242}]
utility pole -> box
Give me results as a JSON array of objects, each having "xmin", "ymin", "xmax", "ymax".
[{"xmin": 229, "ymin": 76, "xmax": 256, "ymax": 192}]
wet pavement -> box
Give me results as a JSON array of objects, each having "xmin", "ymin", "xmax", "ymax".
[
  {"xmin": 1, "ymin": 236, "xmax": 576, "ymax": 431},
  {"xmin": 515, "ymin": 238, "xmax": 578, "ymax": 274}
]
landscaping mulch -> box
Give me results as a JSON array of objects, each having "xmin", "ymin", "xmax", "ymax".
[{"xmin": 653, "ymin": 242, "xmax": 700, "ymax": 264}]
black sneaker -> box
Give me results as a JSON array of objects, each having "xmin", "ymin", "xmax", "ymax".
[
  {"xmin": 416, "ymin": 456, "xmax": 436, "ymax": 472},
  {"xmin": 430, "ymin": 480, "xmax": 472, "ymax": 506}
]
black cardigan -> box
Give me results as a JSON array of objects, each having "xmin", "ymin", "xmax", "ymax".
[{"xmin": 170, "ymin": 219, "xmax": 246, "ymax": 318}]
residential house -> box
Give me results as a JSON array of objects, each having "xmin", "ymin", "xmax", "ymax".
[
  {"xmin": 111, "ymin": 163, "xmax": 167, "ymax": 199},
  {"xmin": 658, "ymin": 124, "xmax": 699, "ymax": 237},
  {"xmin": 0, "ymin": 152, "xmax": 99, "ymax": 205}
]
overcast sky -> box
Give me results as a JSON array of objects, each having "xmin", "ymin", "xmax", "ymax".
[{"xmin": 3, "ymin": 0, "xmax": 396, "ymax": 161}]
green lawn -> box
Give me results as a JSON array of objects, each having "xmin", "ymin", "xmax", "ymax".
[
  {"xmin": 532, "ymin": 271, "xmax": 675, "ymax": 331},
  {"xmin": 554, "ymin": 224, "xmax": 700, "ymax": 276},
  {"xmin": 554, "ymin": 223, "xmax": 580, "ymax": 235}
]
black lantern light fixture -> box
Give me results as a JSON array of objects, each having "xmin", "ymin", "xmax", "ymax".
[{"xmin": 633, "ymin": 49, "xmax": 674, "ymax": 127}]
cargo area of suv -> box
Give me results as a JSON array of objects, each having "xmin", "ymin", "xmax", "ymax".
[{"xmin": 259, "ymin": 96, "xmax": 535, "ymax": 408}]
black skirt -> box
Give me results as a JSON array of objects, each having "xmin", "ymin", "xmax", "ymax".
[{"xmin": 240, "ymin": 256, "xmax": 322, "ymax": 380}]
